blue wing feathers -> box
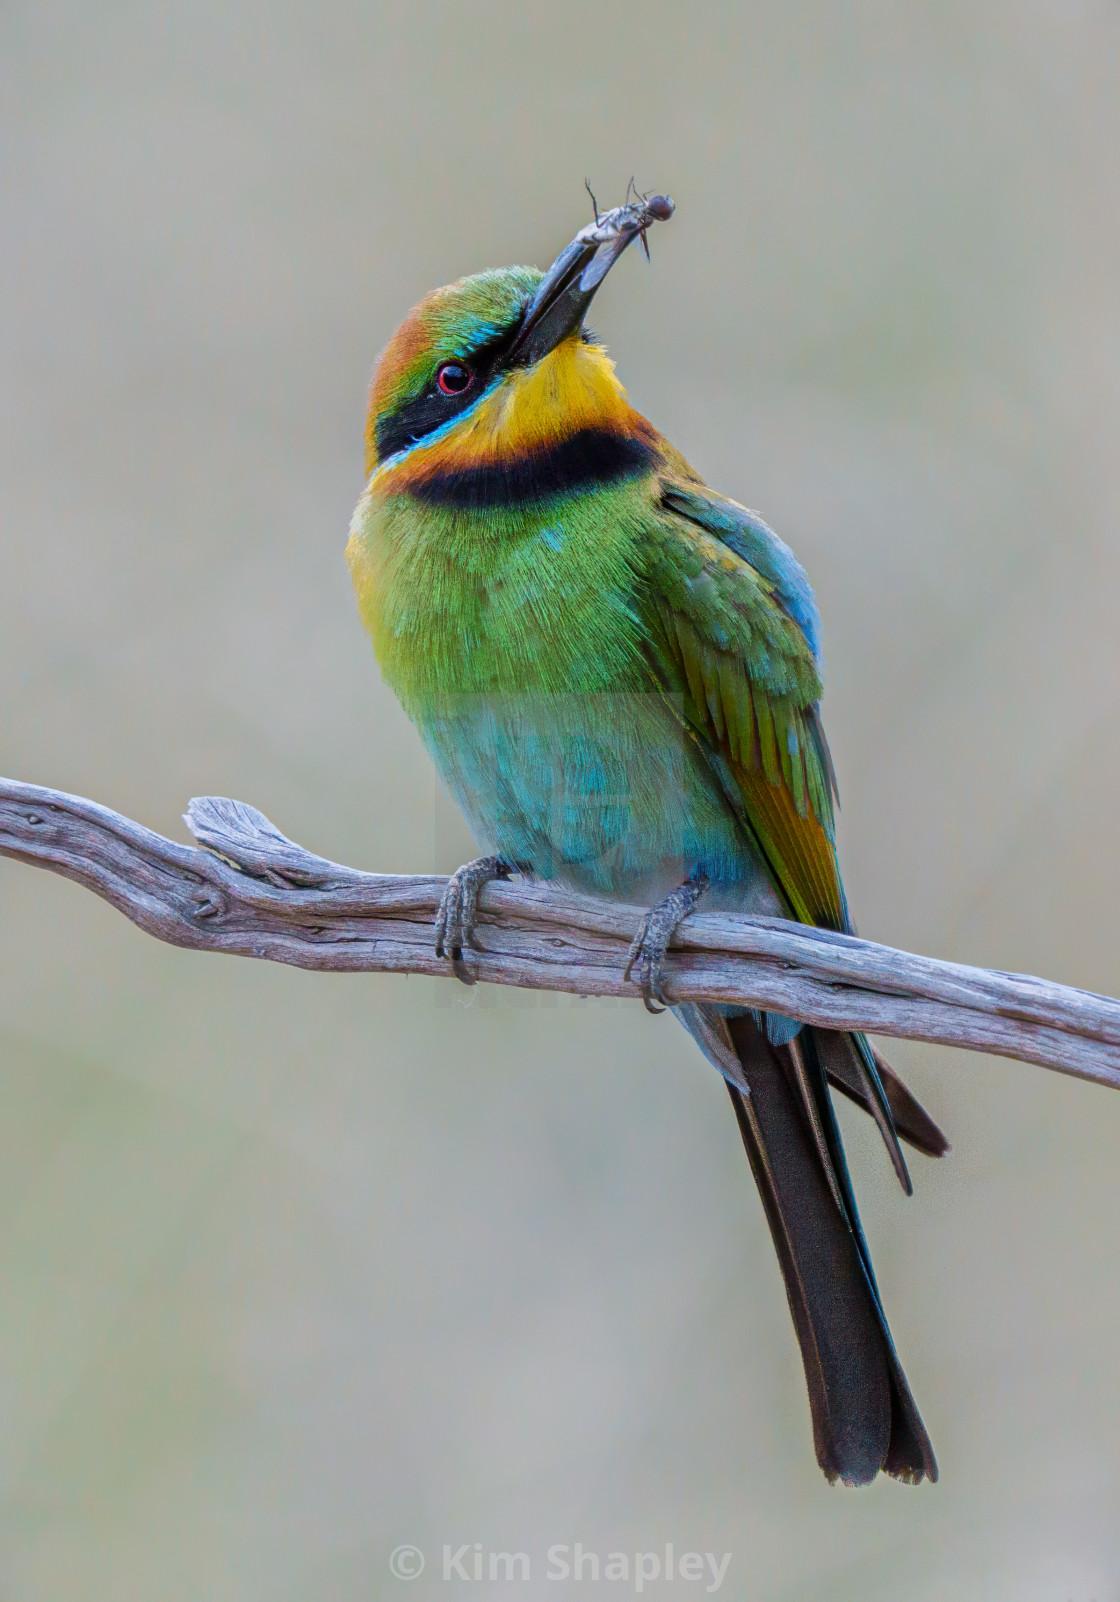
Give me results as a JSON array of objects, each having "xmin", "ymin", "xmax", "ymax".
[{"xmin": 661, "ymin": 483, "xmax": 824, "ymax": 663}]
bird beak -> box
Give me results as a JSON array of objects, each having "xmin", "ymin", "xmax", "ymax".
[{"xmin": 507, "ymin": 192, "xmax": 674, "ymax": 368}]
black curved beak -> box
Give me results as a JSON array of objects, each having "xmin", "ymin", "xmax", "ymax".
[{"xmin": 507, "ymin": 192, "xmax": 674, "ymax": 368}]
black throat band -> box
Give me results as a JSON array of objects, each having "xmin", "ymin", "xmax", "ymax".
[{"xmin": 409, "ymin": 427, "xmax": 656, "ymax": 510}]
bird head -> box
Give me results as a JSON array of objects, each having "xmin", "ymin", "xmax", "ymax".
[{"xmin": 362, "ymin": 193, "xmax": 674, "ymax": 500}]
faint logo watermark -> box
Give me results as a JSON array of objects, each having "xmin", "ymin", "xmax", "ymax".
[
  {"xmin": 427, "ymin": 690, "xmax": 698, "ymax": 1010},
  {"xmin": 389, "ymin": 1543, "xmax": 426, "ymax": 1580},
  {"xmin": 429, "ymin": 691, "xmax": 695, "ymax": 884}
]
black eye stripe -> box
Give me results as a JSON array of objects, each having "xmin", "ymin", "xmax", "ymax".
[
  {"xmin": 377, "ymin": 372, "xmax": 485, "ymax": 461},
  {"xmin": 375, "ymin": 318, "xmax": 528, "ymax": 463}
]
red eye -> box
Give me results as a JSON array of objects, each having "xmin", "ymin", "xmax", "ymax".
[{"xmin": 436, "ymin": 361, "xmax": 473, "ymax": 396}]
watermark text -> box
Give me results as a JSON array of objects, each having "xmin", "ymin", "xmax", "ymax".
[{"xmin": 389, "ymin": 1541, "xmax": 732, "ymax": 1592}]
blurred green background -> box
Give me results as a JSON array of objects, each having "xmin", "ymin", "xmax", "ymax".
[{"xmin": 3, "ymin": 2, "xmax": 1120, "ymax": 1597}]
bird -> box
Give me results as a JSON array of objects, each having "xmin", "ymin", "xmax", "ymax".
[{"xmin": 346, "ymin": 190, "xmax": 948, "ymax": 1486}]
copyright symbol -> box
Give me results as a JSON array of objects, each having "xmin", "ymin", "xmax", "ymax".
[{"xmin": 389, "ymin": 1544, "xmax": 425, "ymax": 1581}]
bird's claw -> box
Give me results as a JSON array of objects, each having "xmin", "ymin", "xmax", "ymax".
[
  {"xmin": 623, "ymin": 873, "xmax": 709, "ymax": 1014},
  {"xmin": 434, "ymin": 856, "xmax": 512, "ymax": 984}
]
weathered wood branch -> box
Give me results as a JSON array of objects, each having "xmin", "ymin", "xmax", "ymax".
[{"xmin": 2, "ymin": 775, "xmax": 1119, "ymax": 1092}]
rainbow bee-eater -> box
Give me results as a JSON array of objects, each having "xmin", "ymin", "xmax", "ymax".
[{"xmin": 347, "ymin": 192, "xmax": 948, "ymax": 1486}]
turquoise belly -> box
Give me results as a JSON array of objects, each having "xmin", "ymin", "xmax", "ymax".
[{"xmin": 418, "ymin": 689, "xmax": 783, "ymax": 915}]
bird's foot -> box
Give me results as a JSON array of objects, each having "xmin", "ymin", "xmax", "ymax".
[
  {"xmin": 434, "ymin": 856, "xmax": 513, "ymax": 984},
  {"xmin": 623, "ymin": 871, "xmax": 709, "ymax": 1014}
]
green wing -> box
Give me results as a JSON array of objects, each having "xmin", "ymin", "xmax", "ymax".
[
  {"xmin": 640, "ymin": 471, "xmax": 849, "ymax": 932},
  {"xmin": 641, "ymin": 468, "xmax": 945, "ymax": 1189}
]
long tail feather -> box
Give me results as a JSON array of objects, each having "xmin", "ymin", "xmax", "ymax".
[
  {"xmin": 822, "ymin": 1036, "xmax": 950, "ymax": 1159},
  {"xmin": 784, "ymin": 1035, "xmax": 847, "ymax": 1215},
  {"xmin": 722, "ymin": 1013, "xmax": 937, "ymax": 1485},
  {"xmin": 814, "ymin": 1030, "xmax": 912, "ymax": 1194}
]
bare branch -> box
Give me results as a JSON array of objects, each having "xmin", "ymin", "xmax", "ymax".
[{"xmin": 2, "ymin": 776, "xmax": 1118, "ymax": 1092}]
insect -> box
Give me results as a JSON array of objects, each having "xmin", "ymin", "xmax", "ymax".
[{"xmin": 582, "ymin": 177, "xmax": 675, "ymax": 261}]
